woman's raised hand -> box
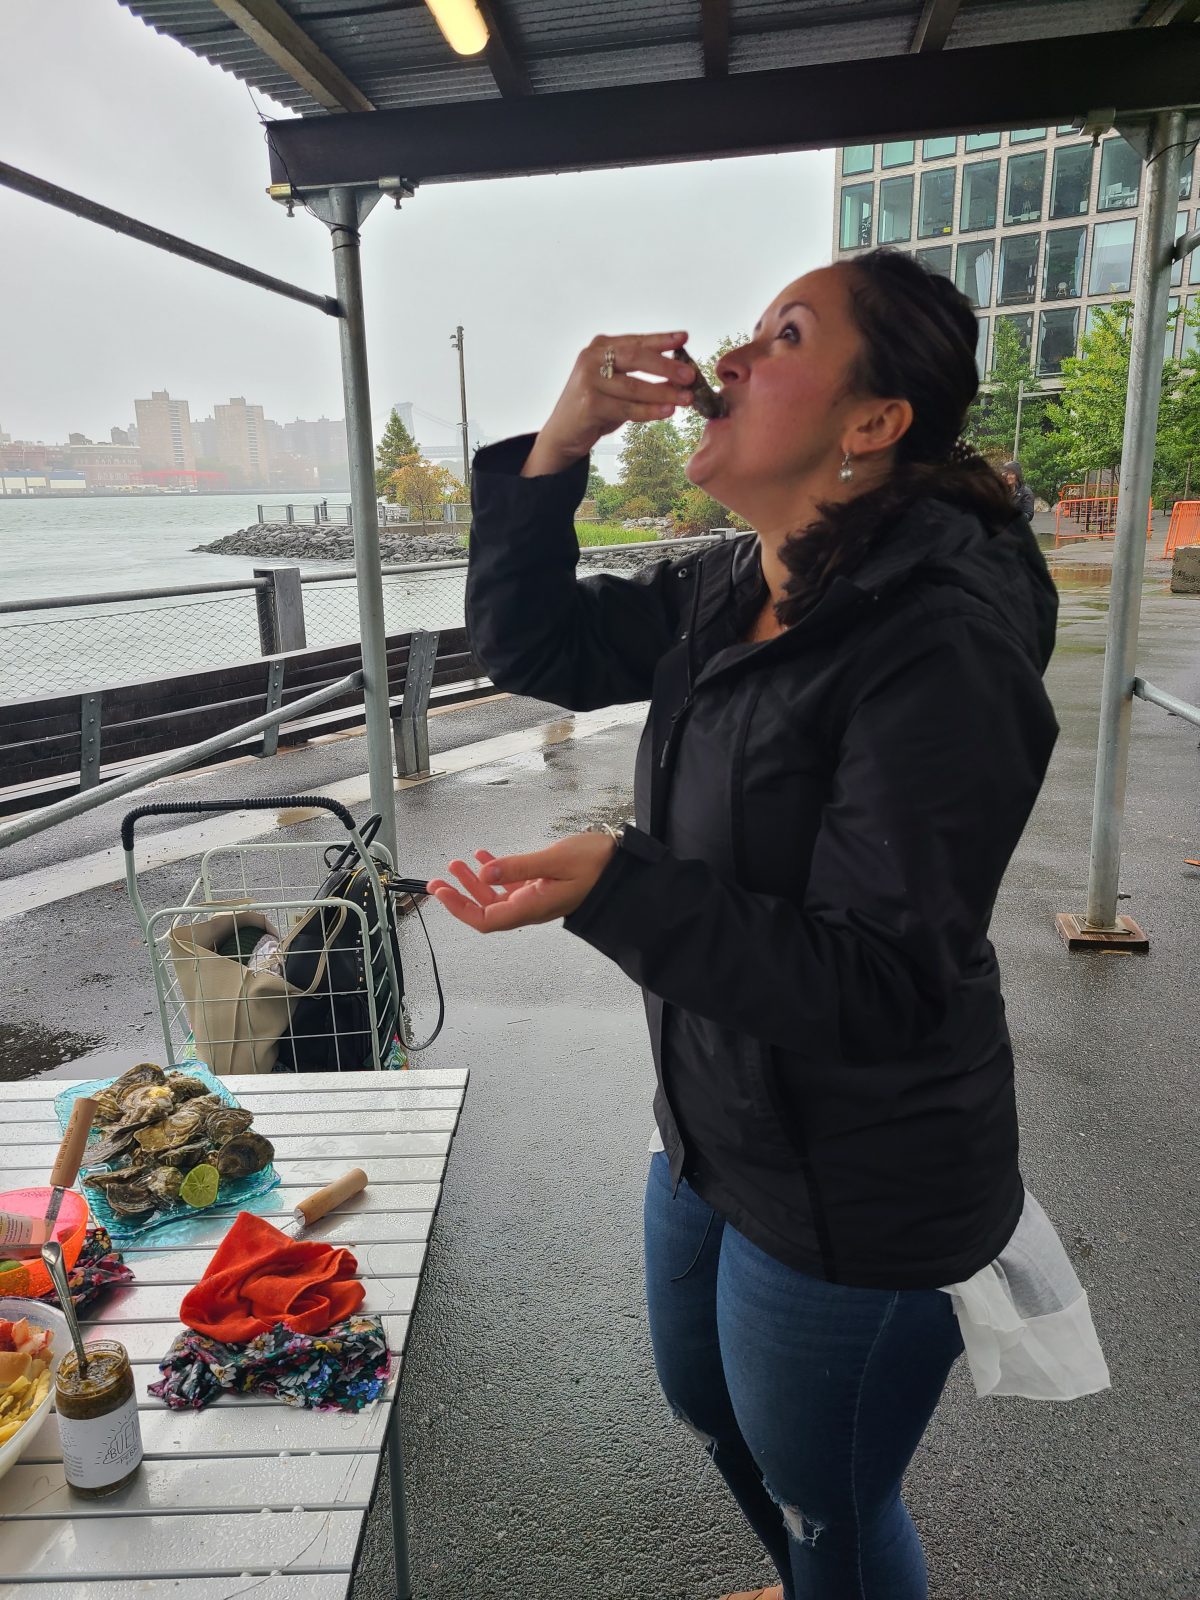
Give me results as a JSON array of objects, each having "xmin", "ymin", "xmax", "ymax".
[
  {"xmin": 426, "ymin": 836, "xmax": 616, "ymax": 932},
  {"xmin": 521, "ymin": 333, "xmax": 696, "ymax": 478}
]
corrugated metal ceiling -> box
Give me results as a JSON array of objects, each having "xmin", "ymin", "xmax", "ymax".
[{"xmin": 117, "ymin": 0, "xmax": 1165, "ymax": 118}]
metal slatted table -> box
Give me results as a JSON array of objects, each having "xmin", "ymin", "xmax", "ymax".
[{"xmin": 0, "ymin": 1067, "xmax": 468, "ymax": 1599}]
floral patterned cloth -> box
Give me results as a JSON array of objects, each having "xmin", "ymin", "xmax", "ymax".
[
  {"xmin": 39, "ymin": 1226, "xmax": 133, "ymax": 1313},
  {"xmin": 149, "ymin": 1313, "xmax": 390, "ymax": 1411}
]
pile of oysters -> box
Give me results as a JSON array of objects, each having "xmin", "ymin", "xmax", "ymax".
[{"xmin": 80, "ymin": 1063, "xmax": 274, "ymax": 1218}]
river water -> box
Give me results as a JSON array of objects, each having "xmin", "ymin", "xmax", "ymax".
[{"xmin": 0, "ymin": 495, "xmax": 470, "ymax": 702}]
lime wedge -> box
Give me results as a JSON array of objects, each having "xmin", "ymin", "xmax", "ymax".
[{"xmin": 179, "ymin": 1164, "xmax": 220, "ymax": 1209}]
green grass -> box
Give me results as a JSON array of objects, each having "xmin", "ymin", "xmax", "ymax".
[{"xmin": 575, "ymin": 522, "xmax": 661, "ymax": 547}]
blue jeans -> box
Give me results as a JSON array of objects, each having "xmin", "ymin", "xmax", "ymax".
[{"xmin": 643, "ymin": 1152, "xmax": 964, "ymax": 1600}]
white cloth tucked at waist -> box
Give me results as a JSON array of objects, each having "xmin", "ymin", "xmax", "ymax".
[{"xmin": 646, "ymin": 1126, "xmax": 1109, "ymax": 1403}]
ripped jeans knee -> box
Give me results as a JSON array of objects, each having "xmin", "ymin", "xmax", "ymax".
[
  {"xmin": 670, "ymin": 1405, "xmax": 719, "ymax": 1454},
  {"xmin": 767, "ymin": 1484, "xmax": 826, "ymax": 1548}
]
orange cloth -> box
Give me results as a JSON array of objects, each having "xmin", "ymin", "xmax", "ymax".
[{"xmin": 180, "ymin": 1211, "xmax": 365, "ymax": 1343}]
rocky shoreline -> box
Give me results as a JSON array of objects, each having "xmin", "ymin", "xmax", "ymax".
[
  {"xmin": 196, "ymin": 522, "xmax": 468, "ymax": 564},
  {"xmin": 194, "ymin": 520, "xmax": 687, "ymax": 574}
]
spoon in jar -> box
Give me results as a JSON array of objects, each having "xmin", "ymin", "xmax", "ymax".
[{"xmin": 40, "ymin": 1100, "xmax": 97, "ymax": 1376}]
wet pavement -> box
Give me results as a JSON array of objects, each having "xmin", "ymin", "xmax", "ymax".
[{"xmin": 0, "ymin": 533, "xmax": 1197, "ymax": 1598}]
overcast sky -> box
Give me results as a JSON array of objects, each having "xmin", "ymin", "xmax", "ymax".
[{"xmin": 0, "ymin": 0, "xmax": 835, "ymax": 470}]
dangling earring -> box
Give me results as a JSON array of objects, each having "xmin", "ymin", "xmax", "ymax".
[{"xmin": 838, "ymin": 451, "xmax": 854, "ymax": 483}]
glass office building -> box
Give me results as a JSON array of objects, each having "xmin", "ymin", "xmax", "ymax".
[{"xmin": 833, "ymin": 130, "xmax": 1199, "ymax": 386}]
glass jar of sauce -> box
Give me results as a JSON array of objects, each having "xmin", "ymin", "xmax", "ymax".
[{"xmin": 55, "ymin": 1340, "xmax": 143, "ymax": 1497}]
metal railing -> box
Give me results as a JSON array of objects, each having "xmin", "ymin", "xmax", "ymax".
[
  {"xmin": 0, "ymin": 670, "xmax": 364, "ymax": 849},
  {"xmin": 0, "ymin": 534, "xmax": 725, "ymax": 705},
  {"xmin": 254, "ymin": 500, "xmax": 475, "ymax": 527}
]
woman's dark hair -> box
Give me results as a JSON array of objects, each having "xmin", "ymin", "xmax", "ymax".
[{"xmin": 776, "ymin": 248, "xmax": 1016, "ymax": 625}]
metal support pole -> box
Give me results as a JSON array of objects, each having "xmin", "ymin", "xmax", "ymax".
[
  {"xmin": 387, "ymin": 1403, "xmax": 413, "ymax": 1600},
  {"xmin": 79, "ymin": 693, "xmax": 102, "ymax": 792},
  {"xmin": 261, "ymin": 659, "xmax": 286, "ymax": 757},
  {"xmin": 254, "ymin": 565, "xmax": 306, "ymax": 655},
  {"xmin": 0, "ymin": 160, "xmax": 339, "ymax": 316},
  {"xmin": 1013, "ymin": 380, "xmax": 1024, "ymax": 460},
  {"xmin": 394, "ymin": 629, "xmax": 439, "ymax": 779},
  {"xmin": 1061, "ymin": 110, "xmax": 1186, "ymax": 949},
  {"xmin": 325, "ymin": 185, "xmax": 398, "ymax": 864},
  {"xmin": 451, "ymin": 324, "xmax": 470, "ymax": 491}
]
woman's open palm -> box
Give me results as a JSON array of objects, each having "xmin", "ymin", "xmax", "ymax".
[{"xmin": 427, "ymin": 834, "xmax": 616, "ymax": 933}]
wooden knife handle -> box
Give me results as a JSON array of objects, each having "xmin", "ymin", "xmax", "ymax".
[
  {"xmin": 50, "ymin": 1098, "xmax": 98, "ymax": 1189},
  {"xmin": 294, "ymin": 1168, "xmax": 368, "ymax": 1226}
]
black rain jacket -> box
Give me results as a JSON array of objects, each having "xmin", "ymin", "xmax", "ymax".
[{"xmin": 466, "ymin": 436, "xmax": 1060, "ymax": 1289}]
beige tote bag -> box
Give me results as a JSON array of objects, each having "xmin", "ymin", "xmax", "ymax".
[{"xmin": 168, "ymin": 904, "xmax": 346, "ymax": 1075}]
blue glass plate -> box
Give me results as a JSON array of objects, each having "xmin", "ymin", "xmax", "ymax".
[{"xmin": 54, "ymin": 1065, "xmax": 280, "ymax": 1245}]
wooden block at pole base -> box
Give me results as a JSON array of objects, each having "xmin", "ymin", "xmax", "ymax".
[{"xmin": 1055, "ymin": 912, "xmax": 1150, "ymax": 952}]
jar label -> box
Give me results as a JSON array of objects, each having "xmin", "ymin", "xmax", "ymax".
[{"xmin": 60, "ymin": 1393, "xmax": 143, "ymax": 1490}]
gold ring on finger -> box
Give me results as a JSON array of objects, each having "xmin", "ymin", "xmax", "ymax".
[{"xmin": 599, "ymin": 347, "xmax": 616, "ymax": 381}]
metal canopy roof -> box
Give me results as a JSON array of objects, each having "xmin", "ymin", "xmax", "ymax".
[{"xmin": 119, "ymin": 1, "xmax": 1200, "ymax": 186}]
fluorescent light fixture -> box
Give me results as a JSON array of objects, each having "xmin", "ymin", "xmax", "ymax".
[{"xmin": 423, "ymin": 0, "xmax": 490, "ymax": 56}]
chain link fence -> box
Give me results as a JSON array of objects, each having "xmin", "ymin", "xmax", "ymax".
[
  {"xmin": 1, "ymin": 535, "xmax": 725, "ymax": 705},
  {"xmin": 0, "ymin": 591, "xmax": 264, "ymax": 703}
]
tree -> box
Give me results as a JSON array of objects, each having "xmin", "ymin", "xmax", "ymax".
[
  {"xmin": 967, "ymin": 317, "xmax": 1041, "ymax": 465},
  {"xmin": 593, "ymin": 483, "xmax": 628, "ymax": 522},
  {"xmin": 375, "ymin": 409, "xmax": 419, "ymax": 499},
  {"xmin": 1156, "ymin": 303, "xmax": 1200, "ymax": 504},
  {"xmin": 388, "ymin": 458, "xmax": 461, "ymax": 530},
  {"xmin": 586, "ymin": 465, "xmax": 607, "ymax": 500},
  {"xmin": 671, "ymin": 485, "xmax": 746, "ymax": 535},
  {"xmin": 1045, "ymin": 303, "xmax": 1133, "ymax": 478},
  {"xmin": 617, "ymin": 419, "xmax": 687, "ymax": 515}
]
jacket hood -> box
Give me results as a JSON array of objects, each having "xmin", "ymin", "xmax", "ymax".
[{"xmin": 842, "ymin": 497, "xmax": 1059, "ymax": 673}]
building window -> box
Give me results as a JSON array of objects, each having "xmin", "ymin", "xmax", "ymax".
[
  {"xmin": 843, "ymin": 145, "xmax": 874, "ymax": 176},
  {"xmin": 881, "ymin": 140, "xmax": 916, "ymax": 168},
  {"xmin": 975, "ymin": 316, "xmax": 989, "ymax": 376},
  {"xmin": 1181, "ymin": 155, "xmax": 1194, "ymax": 202},
  {"xmin": 1038, "ymin": 308, "xmax": 1079, "ymax": 375},
  {"xmin": 1056, "ymin": 124, "xmax": 1078, "ymax": 135},
  {"xmin": 1172, "ymin": 210, "xmax": 1189, "ymax": 288},
  {"xmin": 915, "ymin": 244, "xmax": 953, "ymax": 277},
  {"xmin": 1042, "ymin": 226, "xmax": 1086, "ymax": 300},
  {"xmin": 965, "ymin": 132, "xmax": 1001, "ymax": 152},
  {"xmin": 918, "ymin": 168, "xmax": 956, "ymax": 237},
  {"xmin": 998, "ymin": 313, "xmax": 1033, "ymax": 358},
  {"xmin": 1089, "ymin": 219, "xmax": 1137, "ymax": 294},
  {"xmin": 955, "ymin": 239, "xmax": 995, "ymax": 308},
  {"xmin": 839, "ymin": 182, "xmax": 873, "ymax": 250},
  {"xmin": 1049, "ymin": 144, "xmax": 1093, "ymax": 219},
  {"xmin": 923, "ymin": 136, "xmax": 956, "ymax": 161},
  {"xmin": 1192, "ymin": 211, "xmax": 1200, "ymax": 286},
  {"xmin": 878, "ymin": 175, "xmax": 913, "ymax": 243},
  {"xmin": 997, "ymin": 232, "xmax": 1040, "ymax": 304},
  {"xmin": 959, "ymin": 160, "xmax": 999, "ymax": 232},
  {"xmin": 1004, "ymin": 152, "xmax": 1045, "ymax": 225},
  {"xmin": 1011, "ymin": 128, "xmax": 1048, "ymax": 144},
  {"xmin": 1098, "ymin": 137, "xmax": 1141, "ymax": 211}
]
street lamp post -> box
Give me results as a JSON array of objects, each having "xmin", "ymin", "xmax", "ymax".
[{"xmin": 450, "ymin": 325, "xmax": 470, "ymax": 492}]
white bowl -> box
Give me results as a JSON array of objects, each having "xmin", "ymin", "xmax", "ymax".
[{"xmin": 0, "ymin": 1297, "xmax": 71, "ymax": 1485}]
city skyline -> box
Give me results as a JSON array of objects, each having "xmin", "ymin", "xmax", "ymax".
[{"xmin": 0, "ymin": 385, "xmax": 489, "ymax": 495}]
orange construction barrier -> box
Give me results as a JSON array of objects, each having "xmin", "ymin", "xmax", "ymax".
[
  {"xmin": 1054, "ymin": 495, "xmax": 1154, "ymax": 546},
  {"xmin": 1165, "ymin": 500, "xmax": 1200, "ymax": 557}
]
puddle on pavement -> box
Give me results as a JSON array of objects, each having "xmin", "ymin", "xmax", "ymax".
[{"xmin": 0, "ymin": 1022, "xmax": 103, "ymax": 1083}]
